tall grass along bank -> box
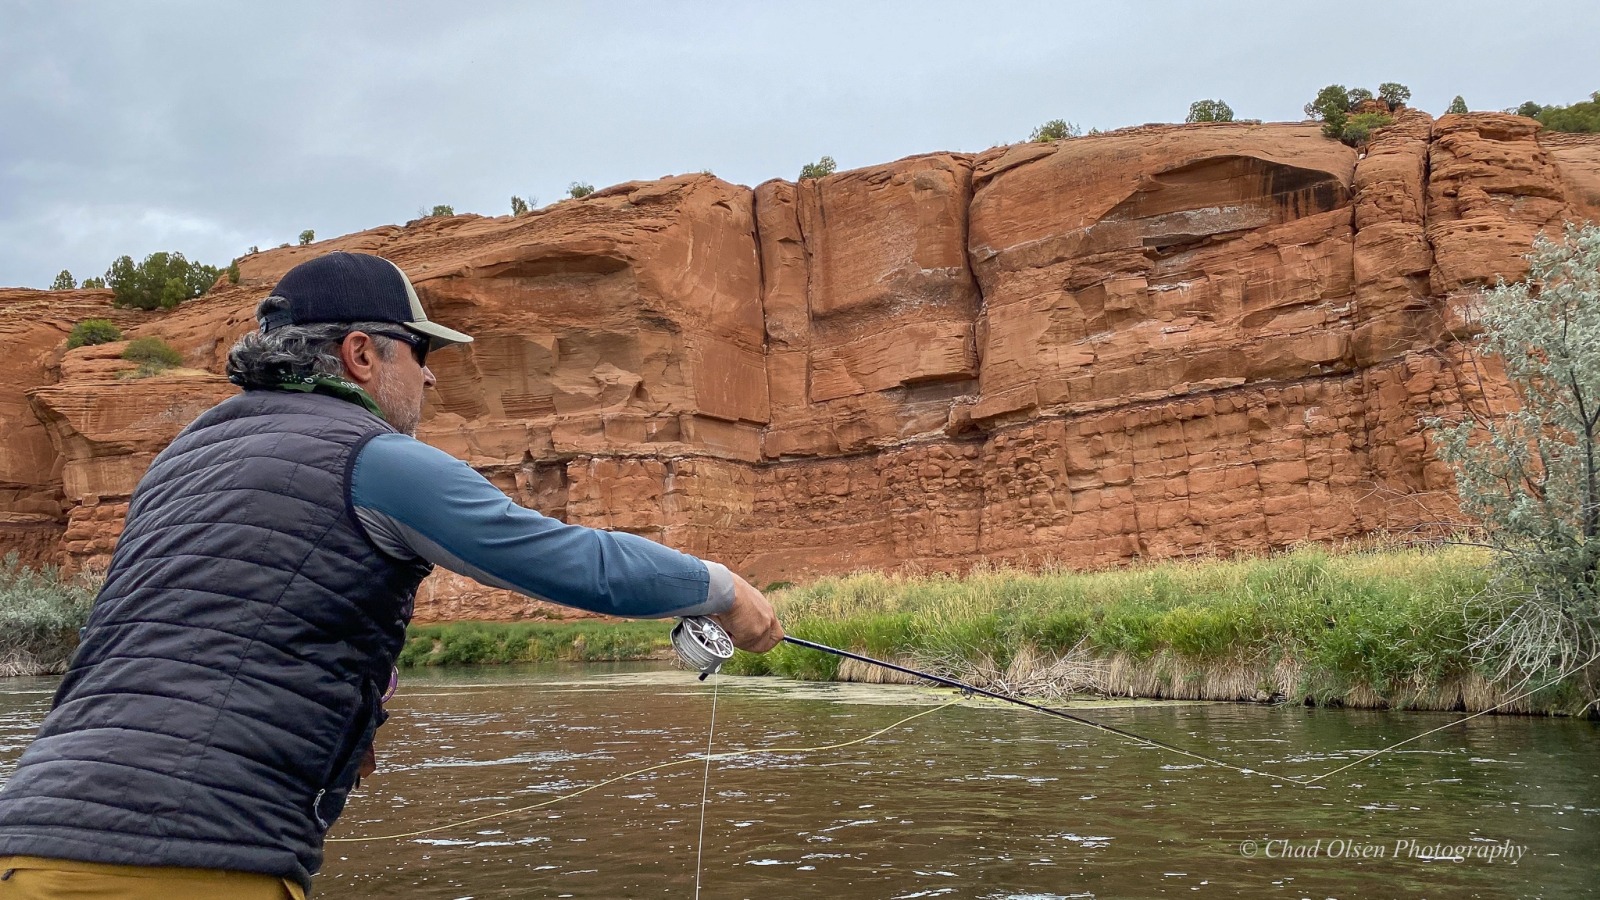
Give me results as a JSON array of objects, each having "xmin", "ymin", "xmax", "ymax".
[
  {"xmin": 725, "ymin": 544, "xmax": 1596, "ymax": 716},
  {"xmin": 0, "ymin": 555, "xmax": 99, "ymax": 676}
]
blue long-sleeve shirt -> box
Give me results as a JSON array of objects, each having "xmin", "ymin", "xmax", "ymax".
[{"xmin": 349, "ymin": 433, "xmax": 735, "ymax": 618}]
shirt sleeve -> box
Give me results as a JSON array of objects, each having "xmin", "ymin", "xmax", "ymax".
[{"xmin": 349, "ymin": 433, "xmax": 735, "ymax": 619}]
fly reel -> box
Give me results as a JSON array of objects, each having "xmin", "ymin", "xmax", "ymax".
[{"xmin": 671, "ymin": 616, "xmax": 735, "ymax": 680}]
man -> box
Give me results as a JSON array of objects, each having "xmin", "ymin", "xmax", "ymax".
[{"xmin": 0, "ymin": 252, "xmax": 782, "ymax": 899}]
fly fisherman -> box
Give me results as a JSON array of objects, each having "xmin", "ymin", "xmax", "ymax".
[{"xmin": 0, "ymin": 251, "xmax": 784, "ymax": 899}]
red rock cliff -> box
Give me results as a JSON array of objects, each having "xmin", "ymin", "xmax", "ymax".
[{"xmin": 4, "ymin": 113, "xmax": 1597, "ymax": 621}]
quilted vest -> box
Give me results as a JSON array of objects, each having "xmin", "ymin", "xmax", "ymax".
[{"xmin": 0, "ymin": 389, "xmax": 432, "ymax": 893}]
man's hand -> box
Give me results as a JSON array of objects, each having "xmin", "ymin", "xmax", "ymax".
[
  {"xmin": 712, "ymin": 573, "xmax": 784, "ymax": 653},
  {"xmin": 357, "ymin": 743, "xmax": 376, "ymax": 786}
]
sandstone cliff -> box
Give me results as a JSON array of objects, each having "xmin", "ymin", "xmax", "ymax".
[{"xmin": 3, "ymin": 113, "xmax": 1595, "ymax": 621}]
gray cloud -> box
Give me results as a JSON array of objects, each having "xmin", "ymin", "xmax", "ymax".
[{"xmin": 3, "ymin": 0, "xmax": 1595, "ymax": 288}]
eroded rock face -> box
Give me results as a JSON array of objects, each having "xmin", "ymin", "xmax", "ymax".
[
  {"xmin": 3, "ymin": 116, "xmax": 1596, "ymax": 620},
  {"xmin": 967, "ymin": 123, "xmax": 1358, "ymax": 424}
]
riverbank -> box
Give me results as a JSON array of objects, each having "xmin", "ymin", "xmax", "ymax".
[
  {"xmin": 723, "ymin": 543, "xmax": 1596, "ymax": 717},
  {"xmin": 5, "ymin": 543, "xmax": 1593, "ymax": 715}
]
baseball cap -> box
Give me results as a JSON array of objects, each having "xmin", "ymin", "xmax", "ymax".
[{"xmin": 262, "ymin": 252, "xmax": 473, "ymax": 352}]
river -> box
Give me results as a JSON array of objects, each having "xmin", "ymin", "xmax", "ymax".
[{"xmin": 2, "ymin": 664, "xmax": 1595, "ymax": 898}]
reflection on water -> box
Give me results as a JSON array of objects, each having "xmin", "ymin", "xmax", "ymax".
[{"xmin": 2, "ymin": 664, "xmax": 1596, "ymax": 898}]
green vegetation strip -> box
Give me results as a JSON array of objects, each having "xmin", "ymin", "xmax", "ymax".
[
  {"xmin": 726, "ymin": 544, "xmax": 1589, "ymax": 714},
  {"xmin": 398, "ymin": 619, "xmax": 671, "ymax": 667}
]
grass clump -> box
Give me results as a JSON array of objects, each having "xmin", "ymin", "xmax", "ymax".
[
  {"xmin": 0, "ymin": 554, "xmax": 100, "ymax": 676},
  {"xmin": 399, "ymin": 619, "xmax": 671, "ymax": 667}
]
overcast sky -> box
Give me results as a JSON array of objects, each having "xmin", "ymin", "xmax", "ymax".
[{"xmin": 2, "ymin": 0, "xmax": 1596, "ymax": 289}]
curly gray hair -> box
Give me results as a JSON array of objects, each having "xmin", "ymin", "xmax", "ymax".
[{"xmin": 227, "ymin": 296, "xmax": 401, "ymax": 388}]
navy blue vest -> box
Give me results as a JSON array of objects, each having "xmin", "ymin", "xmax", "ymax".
[{"xmin": 0, "ymin": 389, "xmax": 432, "ymax": 893}]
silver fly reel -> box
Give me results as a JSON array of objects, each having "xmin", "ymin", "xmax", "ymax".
[{"xmin": 671, "ymin": 616, "xmax": 735, "ymax": 680}]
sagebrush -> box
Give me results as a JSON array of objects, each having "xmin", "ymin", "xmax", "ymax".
[
  {"xmin": 0, "ymin": 554, "xmax": 100, "ymax": 676},
  {"xmin": 1429, "ymin": 224, "xmax": 1600, "ymax": 688}
]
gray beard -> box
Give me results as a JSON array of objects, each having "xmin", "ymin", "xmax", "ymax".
[{"xmin": 373, "ymin": 369, "xmax": 421, "ymax": 437}]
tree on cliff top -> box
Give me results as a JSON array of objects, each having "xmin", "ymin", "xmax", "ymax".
[
  {"xmin": 1027, "ymin": 119, "xmax": 1080, "ymax": 142},
  {"xmin": 1529, "ymin": 92, "xmax": 1600, "ymax": 133},
  {"xmin": 1305, "ymin": 83, "xmax": 1400, "ymax": 146},
  {"xmin": 1305, "ymin": 84, "xmax": 1351, "ymax": 137},
  {"xmin": 104, "ymin": 252, "xmax": 220, "ymax": 311},
  {"xmin": 1447, "ymin": 96, "xmax": 1469, "ymax": 115},
  {"xmin": 1428, "ymin": 223, "xmax": 1600, "ymax": 687},
  {"xmin": 798, "ymin": 156, "xmax": 837, "ymax": 180},
  {"xmin": 1377, "ymin": 82, "xmax": 1411, "ymax": 109},
  {"xmin": 1186, "ymin": 99, "xmax": 1234, "ymax": 123},
  {"xmin": 51, "ymin": 270, "xmax": 76, "ymax": 290}
]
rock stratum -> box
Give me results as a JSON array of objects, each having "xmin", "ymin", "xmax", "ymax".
[{"xmin": 4, "ymin": 112, "xmax": 1598, "ymax": 622}]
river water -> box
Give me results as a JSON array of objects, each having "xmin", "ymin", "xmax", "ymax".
[{"xmin": 2, "ymin": 664, "xmax": 1596, "ymax": 899}]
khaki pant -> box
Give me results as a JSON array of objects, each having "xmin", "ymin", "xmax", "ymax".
[{"xmin": 0, "ymin": 856, "xmax": 305, "ymax": 899}]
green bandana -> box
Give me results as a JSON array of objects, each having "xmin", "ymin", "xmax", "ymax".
[{"xmin": 273, "ymin": 373, "xmax": 387, "ymax": 420}]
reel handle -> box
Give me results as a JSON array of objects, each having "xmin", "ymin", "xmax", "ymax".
[{"xmin": 671, "ymin": 615, "xmax": 735, "ymax": 680}]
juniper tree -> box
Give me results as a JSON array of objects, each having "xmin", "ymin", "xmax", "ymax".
[
  {"xmin": 1377, "ymin": 82, "xmax": 1411, "ymax": 108},
  {"xmin": 1186, "ymin": 99, "xmax": 1234, "ymax": 123},
  {"xmin": 798, "ymin": 156, "xmax": 838, "ymax": 180},
  {"xmin": 1026, "ymin": 120, "xmax": 1080, "ymax": 142},
  {"xmin": 1428, "ymin": 224, "xmax": 1600, "ymax": 683}
]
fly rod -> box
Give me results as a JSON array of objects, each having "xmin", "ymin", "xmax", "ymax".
[{"xmin": 671, "ymin": 616, "xmax": 1284, "ymax": 778}]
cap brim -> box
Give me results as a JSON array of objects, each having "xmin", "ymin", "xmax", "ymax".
[{"xmin": 404, "ymin": 320, "xmax": 474, "ymax": 352}]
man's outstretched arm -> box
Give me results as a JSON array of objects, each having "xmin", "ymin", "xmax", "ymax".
[{"xmin": 350, "ymin": 433, "xmax": 781, "ymax": 650}]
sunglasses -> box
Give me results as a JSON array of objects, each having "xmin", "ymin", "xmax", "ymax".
[{"xmin": 363, "ymin": 330, "xmax": 429, "ymax": 367}]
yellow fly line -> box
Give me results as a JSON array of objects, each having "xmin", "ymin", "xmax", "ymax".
[
  {"xmin": 330, "ymin": 649, "xmax": 1596, "ymax": 842},
  {"xmin": 328, "ymin": 699, "xmax": 962, "ymax": 843}
]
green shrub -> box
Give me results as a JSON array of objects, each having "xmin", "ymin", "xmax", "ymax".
[
  {"xmin": 1446, "ymin": 95, "xmax": 1469, "ymax": 115},
  {"xmin": 798, "ymin": 156, "xmax": 837, "ymax": 180},
  {"xmin": 429, "ymin": 204, "xmax": 455, "ymax": 217},
  {"xmin": 298, "ymin": 229, "xmax": 314, "ymax": 246},
  {"xmin": 104, "ymin": 251, "xmax": 220, "ymax": 310},
  {"xmin": 66, "ymin": 319, "xmax": 122, "ymax": 349},
  {"xmin": 510, "ymin": 195, "xmax": 530, "ymax": 215},
  {"xmin": 51, "ymin": 270, "xmax": 76, "ymax": 290},
  {"xmin": 81, "ymin": 276, "xmax": 106, "ymax": 289},
  {"xmin": 0, "ymin": 554, "xmax": 99, "ymax": 676},
  {"xmin": 226, "ymin": 260, "xmax": 240, "ymax": 284},
  {"xmin": 567, "ymin": 182, "xmax": 594, "ymax": 199},
  {"xmin": 120, "ymin": 336, "xmax": 184, "ymax": 376},
  {"xmin": 1186, "ymin": 99, "xmax": 1234, "ymax": 123},
  {"xmin": 1339, "ymin": 112, "xmax": 1393, "ymax": 146},
  {"xmin": 1027, "ymin": 119, "xmax": 1080, "ymax": 142}
]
